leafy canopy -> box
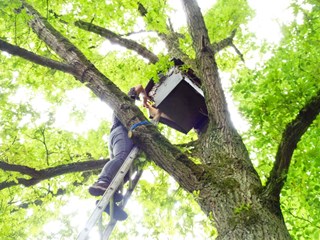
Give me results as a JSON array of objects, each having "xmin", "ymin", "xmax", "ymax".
[{"xmin": 0, "ymin": 0, "xmax": 319, "ymax": 239}]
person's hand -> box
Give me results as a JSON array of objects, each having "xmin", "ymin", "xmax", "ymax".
[
  {"xmin": 134, "ymin": 84, "xmax": 150, "ymax": 107},
  {"xmin": 144, "ymin": 101, "xmax": 151, "ymax": 110},
  {"xmin": 142, "ymin": 95, "xmax": 149, "ymax": 107},
  {"xmin": 146, "ymin": 102, "xmax": 161, "ymax": 122}
]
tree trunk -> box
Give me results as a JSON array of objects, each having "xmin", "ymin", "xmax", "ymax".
[
  {"xmin": 181, "ymin": 0, "xmax": 292, "ymax": 238},
  {"xmin": 192, "ymin": 128, "xmax": 290, "ymax": 239},
  {"xmin": 200, "ymin": 189, "xmax": 291, "ymax": 239}
]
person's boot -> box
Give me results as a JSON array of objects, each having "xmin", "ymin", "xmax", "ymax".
[
  {"xmin": 88, "ymin": 182, "xmax": 123, "ymax": 202},
  {"xmin": 96, "ymin": 200, "xmax": 128, "ymax": 221}
]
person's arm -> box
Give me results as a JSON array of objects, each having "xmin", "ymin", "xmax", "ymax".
[
  {"xmin": 129, "ymin": 84, "xmax": 161, "ymax": 122},
  {"xmin": 133, "ymin": 84, "xmax": 149, "ymax": 107}
]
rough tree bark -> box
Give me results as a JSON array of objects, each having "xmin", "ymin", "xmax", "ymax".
[
  {"xmin": 4, "ymin": 0, "xmax": 320, "ymax": 239},
  {"xmin": 179, "ymin": 0, "xmax": 291, "ymax": 239}
]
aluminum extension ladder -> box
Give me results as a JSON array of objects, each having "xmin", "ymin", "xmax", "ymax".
[{"xmin": 77, "ymin": 146, "xmax": 142, "ymax": 240}]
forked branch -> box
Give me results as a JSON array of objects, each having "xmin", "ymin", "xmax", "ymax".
[{"xmin": 211, "ymin": 29, "xmax": 244, "ymax": 61}]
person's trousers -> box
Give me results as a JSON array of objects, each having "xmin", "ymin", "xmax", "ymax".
[{"xmin": 98, "ymin": 125, "xmax": 134, "ymax": 184}]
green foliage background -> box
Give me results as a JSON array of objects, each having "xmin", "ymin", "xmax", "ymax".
[
  {"xmin": 0, "ymin": 0, "xmax": 319, "ymax": 239},
  {"xmin": 231, "ymin": 1, "xmax": 320, "ymax": 239}
]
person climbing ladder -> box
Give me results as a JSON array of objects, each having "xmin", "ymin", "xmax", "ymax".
[{"xmin": 88, "ymin": 85, "xmax": 150, "ymax": 221}]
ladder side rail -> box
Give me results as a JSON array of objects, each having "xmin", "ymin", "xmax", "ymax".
[
  {"xmin": 121, "ymin": 169, "xmax": 143, "ymax": 206},
  {"xmin": 102, "ymin": 169, "xmax": 143, "ymax": 239},
  {"xmin": 98, "ymin": 215, "xmax": 104, "ymax": 240},
  {"xmin": 77, "ymin": 147, "xmax": 140, "ymax": 240}
]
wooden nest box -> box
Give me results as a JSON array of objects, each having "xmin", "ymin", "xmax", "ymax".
[{"xmin": 145, "ymin": 62, "xmax": 208, "ymax": 134}]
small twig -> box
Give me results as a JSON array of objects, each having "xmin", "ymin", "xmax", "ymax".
[
  {"xmin": 119, "ymin": 30, "xmax": 155, "ymax": 37},
  {"xmin": 231, "ymin": 43, "xmax": 245, "ymax": 62},
  {"xmin": 39, "ymin": 128, "xmax": 50, "ymax": 166},
  {"xmin": 286, "ymin": 210, "xmax": 320, "ymax": 229}
]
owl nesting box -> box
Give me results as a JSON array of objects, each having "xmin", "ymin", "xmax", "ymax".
[{"xmin": 145, "ymin": 66, "xmax": 208, "ymax": 134}]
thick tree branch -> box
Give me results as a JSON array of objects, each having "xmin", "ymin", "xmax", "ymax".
[
  {"xmin": 181, "ymin": 0, "xmax": 231, "ymax": 130},
  {"xmin": 0, "ymin": 161, "xmax": 40, "ymax": 177},
  {"xmin": 74, "ymin": 20, "xmax": 159, "ymax": 64},
  {"xmin": 180, "ymin": 0, "xmax": 252, "ymax": 161},
  {"xmin": 180, "ymin": 4, "xmax": 258, "ymax": 216},
  {"xmin": 211, "ymin": 29, "xmax": 235, "ymax": 53},
  {"xmin": 0, "ymin": 159, "xmax": 108, "ymax": 190},
  {"xmin": 21, "ymin": 1, "xmax": 204, "ymax": 193},
  {"xmin": 0, "ymin": 38, "xmax": 75, "ymax": 74},
  {"xmin": 264, "ymin": 90, "xmax": 320, "ymax": 200}
]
